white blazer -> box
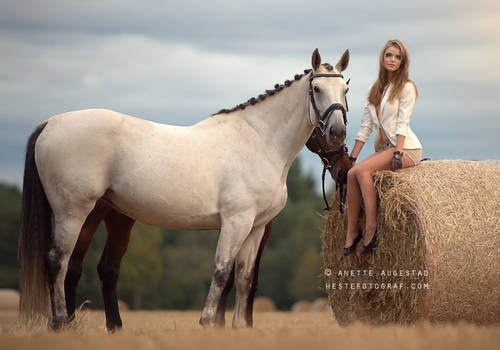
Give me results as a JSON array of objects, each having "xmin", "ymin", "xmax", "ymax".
[{"xmin": 355, "ymin": 82, "xmax": 422, "ymax": 149}]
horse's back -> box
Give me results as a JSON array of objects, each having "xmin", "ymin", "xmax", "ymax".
[{"xmin": 34, "ymin": 108, "xmax": 286, "ymax": 228}]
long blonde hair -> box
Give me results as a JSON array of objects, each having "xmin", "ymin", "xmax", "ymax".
[{"xmin": 368, "ymin": 39, "xmax": 418, "ymax": 106}]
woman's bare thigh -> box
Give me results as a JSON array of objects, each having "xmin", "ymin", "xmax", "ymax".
[{"xmin": 356, "ymin": 148, "xmax": 415, "ymax": 173}]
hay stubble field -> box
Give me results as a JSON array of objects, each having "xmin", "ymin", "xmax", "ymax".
[{"xmin": 1, "ymin": 310, "xmax": 499, "ymax": 350}]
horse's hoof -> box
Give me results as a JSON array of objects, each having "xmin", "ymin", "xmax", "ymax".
[
  {"xmin": 232, "ymin": 320, "xmax": 252, "ymax": 329},
  {"xmin": 199, "ymin": 317, "xmax": 219, "ymax": 328},
  {"xmin": 50, "ymin": 317, "xmax": 66, "ymax": 331}
]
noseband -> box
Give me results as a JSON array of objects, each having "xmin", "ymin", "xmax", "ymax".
[{"xmin": 308, "ymin": 73, "xmax": 349, "ymax": 133}]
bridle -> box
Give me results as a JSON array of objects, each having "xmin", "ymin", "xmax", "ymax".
[
  {"xmin": 306, "ymin": 72, "xmax": 352, "ymax": 212},
  {"xmin": 307, "ymin": 129, "xmax": 350, "ymax": 213},
  {"xmin": 308, "ymin": 72, "xmax": 350, "ymax": 133}
]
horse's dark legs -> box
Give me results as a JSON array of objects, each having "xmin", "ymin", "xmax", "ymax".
[
  {"xmin": 97, "ymin": 209, "xmax": 134, "ymax": 333},
  {"xmin": 65, "ymin": 200, "xmax": 112, "ymax": 320},
  {"xmin": 232, "ymin": 221, "xmax": 272, "ymax": 328},
  {"xmin": 213, "ymin": 263, "xmax": 235, "ymax": 327}
]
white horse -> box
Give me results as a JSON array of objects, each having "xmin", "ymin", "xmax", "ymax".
[{"xmin": 18, "ymin": 48, "xmax": 350, "ymax": 331}]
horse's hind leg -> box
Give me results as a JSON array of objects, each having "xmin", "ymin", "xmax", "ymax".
[
  {"xmin": 232, "ymin": 221, "xmax": 271, "ymax": 328},
  {"xmin": 97, "ymin": 208, "xmax": 135, "ymax": 332},
  {"xmin": 65, "ymin": 200, "xmax": 112, "ymax": 320},
  {"xmin": 47, "ymin": 203, "xmax": 96, "ymax": 330}
]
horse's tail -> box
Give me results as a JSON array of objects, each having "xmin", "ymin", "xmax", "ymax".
[{"xmin": 18, "ymin": 121, "xmax": 52, "ymax": 326}]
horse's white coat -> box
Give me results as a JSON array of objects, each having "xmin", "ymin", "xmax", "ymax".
[{"xmin": 34, "ymin": 50, "xmax": 349, "ymax": 328}]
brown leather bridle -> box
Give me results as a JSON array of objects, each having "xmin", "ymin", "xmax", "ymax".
[{"xmin": 306, "ymin": 128, "xmax": 352, "ymax": 213}]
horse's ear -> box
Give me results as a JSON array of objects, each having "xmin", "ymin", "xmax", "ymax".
[
  {"xmin": 335, "ymin": 49, "xmax": 350, "ymax": 72},
  {"xmin": 311, "ymin": 48, "xmax": 321, "ymax": 70}
]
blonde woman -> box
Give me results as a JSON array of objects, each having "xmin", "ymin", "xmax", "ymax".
[{"xmin": 343, "ymin": 39, "xmax": 422, "ymax": 256}]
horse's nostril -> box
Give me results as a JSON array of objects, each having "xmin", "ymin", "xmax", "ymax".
[{"xmin": 330, "ymin": 127, "xmax": 346, "ymax": 140}]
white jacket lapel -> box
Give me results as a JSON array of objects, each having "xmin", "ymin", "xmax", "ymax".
[{"xmin": 380, "ymin": 84, "xmax": 392, "ymax": 117}]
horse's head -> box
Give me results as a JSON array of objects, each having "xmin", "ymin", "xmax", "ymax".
[{"xmin": 308, "ymin": 48, "xmax": 350, "ymax": 147}]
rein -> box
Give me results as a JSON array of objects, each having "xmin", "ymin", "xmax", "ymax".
[{"xmin": 308, "ymin": 131, "xmax": 349, "ymax": 212}]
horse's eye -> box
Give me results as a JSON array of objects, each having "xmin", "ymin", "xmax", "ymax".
[{"xmin": 314, "ymin": 86, "xmax": 321, "ymax": 93}]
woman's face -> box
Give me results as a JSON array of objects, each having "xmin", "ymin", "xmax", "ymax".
[{"xmin": 383, "ymin": 46, "xmax": 402, "ymax": 72}]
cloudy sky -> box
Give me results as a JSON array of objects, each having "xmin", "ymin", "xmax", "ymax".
[{"xmin": 1, "ymin": 0, "xmax": 499, "ymax": 188}]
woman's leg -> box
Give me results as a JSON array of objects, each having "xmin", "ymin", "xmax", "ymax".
[
  {"xmin": 344, "ymin": 151, "xmax": 381, "ymax": 247},
  {"xmin": 354, "ymin": 148, "xmax": 415, "ymax": 245},
  {"xmin": 345, "ymin": 166, "xmax": 362, "ymax": 247}
]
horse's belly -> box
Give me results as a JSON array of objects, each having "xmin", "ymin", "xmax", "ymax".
[
  {"xmin": 105, "ymin": 192, "xmax": 222, "ymax": 229},
  {"xmin": 105, "ymin": 172, "xmax": 222, "ymax": 229}
]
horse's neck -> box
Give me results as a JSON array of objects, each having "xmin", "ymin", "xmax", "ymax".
[{"xmin": 240, "ymin": 77, "xmax": 312, "ymax": 171}]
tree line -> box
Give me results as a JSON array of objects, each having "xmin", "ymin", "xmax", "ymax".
[{"xmin": 0, "ymin": 157, "xmax": 332, "ymax": 310}]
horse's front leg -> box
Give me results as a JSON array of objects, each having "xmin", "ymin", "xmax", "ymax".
[
  {"xmin": 232, "ymin": 220, "xmax": 272, "ymax": 328},
  {"xmin": 199, "ymin": 211, "xmax": 255, "ymax": 328}
]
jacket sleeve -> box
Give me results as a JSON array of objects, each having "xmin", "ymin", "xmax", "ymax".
[
  {"xmin": 354, "ymin": 102, "xmax": 374, "ymax": 142},
  {"xmin": 395, "ymin": 82, "xmax": 416, "ymax": 137}
]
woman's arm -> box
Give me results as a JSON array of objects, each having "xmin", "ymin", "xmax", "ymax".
[
  {"xmin": 350, "ymin": 140, "xmax": 365, "ymax": 159},
  {"xmin": 395, "ymin": 135, "xmax": 405, "ymax": 153},
  {"xmin": 355, "ymin": 104, "xmax": 374, "ymax": 143},
  {"xmin": 395, "ymin": 82, "xmax": 417, "ymax": 138}
]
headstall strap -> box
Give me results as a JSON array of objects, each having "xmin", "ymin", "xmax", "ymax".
[
  {"xmin": 307, "ymin": 72, "xmax": 351, "ymax": 213},
  {"xmin": 308, "ymin": 72, "xmax": 349, "ymax": 130}
]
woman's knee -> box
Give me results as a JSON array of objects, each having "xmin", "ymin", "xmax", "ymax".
[
  {"xmin": 356, "ymin": 168, "xmax": 373, "ymax": 182},
  {"xmin": 347, "ymin": 166, "xmax": 358, "ymax": 182}
]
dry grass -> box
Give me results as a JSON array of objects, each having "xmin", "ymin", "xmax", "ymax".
[
  {"xmin": 1, "ymin": 310, "xmax": 499, "ymax": 350},
  {"xmin": 322, "ymin": 160, "xmax": 500, "ymax": 325}
]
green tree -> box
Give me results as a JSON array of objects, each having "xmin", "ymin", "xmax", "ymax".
[
  {"xmin": 0, "ymin": 184, "xmax": 21, "ymax": 288},
  {"xmin": 257, "ymin": 158, "xmax": 329, "ymax": 309},
  {"xmin": 118, "ymin": 222, "xmax": 163, "ymax": 309}
]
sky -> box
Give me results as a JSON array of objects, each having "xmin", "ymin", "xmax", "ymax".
[{"xmin": 1, "ymin": 0, "xmax": 499, "ymax": 189}]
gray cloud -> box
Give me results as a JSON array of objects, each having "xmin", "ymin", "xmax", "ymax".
[{"xmin": 0, "ymin": 0, "xmax": 499, "ymax": 186}]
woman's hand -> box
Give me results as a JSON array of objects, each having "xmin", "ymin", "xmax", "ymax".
[
  {"xmin": 390, "ymin": 151, "xmax": 403, "ymax": 171},
  {"xmin": 348, "ymin": 156, "xmax": 357, "ymax": 167}
]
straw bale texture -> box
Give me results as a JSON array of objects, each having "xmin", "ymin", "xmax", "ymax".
[
  {"xmin": 253, "ymin": 297, "xmax": 277, "ymax": 312},
  {"xmin": 310, "ymin": 297, "xmax": 332, "ymax": 312},
  {"xmin": 322, "ymin": 160, "xmax": 500, "ymax": 325},
  {"xmin": 291, "ymin": 300, "xmax": 312, "ymax": 312}
]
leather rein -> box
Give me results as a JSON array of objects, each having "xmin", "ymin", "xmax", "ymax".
[{"xmin": 307, "ymin": 131, "xmax": 350, "ymax": 213}]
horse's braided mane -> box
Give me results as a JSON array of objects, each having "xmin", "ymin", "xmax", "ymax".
[{"xmin": 213, "ymin": 63, "xmax": 334, "ymax": 115}]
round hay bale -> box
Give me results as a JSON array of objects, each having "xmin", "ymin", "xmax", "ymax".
[
  {"xmin": 291, "ymin": 300, "xmax": 311, "ymax": 312},
  {"xmin": 322, "ymin": 160, "xmax": 500, "ymax": 325},
  {"xmin": 118, "ymin": 299, "xmax": 129, "ymax": 311},
  {"xmin": 0, "ymin": 289, "xmax": 20, "ymax": 310},
  {"xmin": 310, "ymin": 297, "xmax": 331, "ymax": 312},
  {"xmin": 253, "ymin": 297, "xmax": 277, "ymax": 312}
]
